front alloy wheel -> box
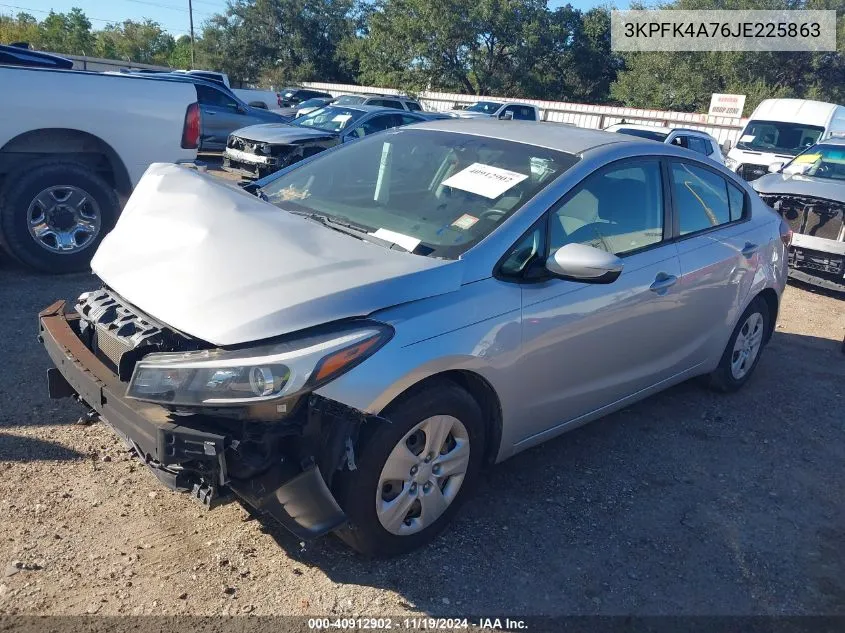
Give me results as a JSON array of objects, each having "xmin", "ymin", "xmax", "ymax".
[
  {"xmin": 377, "ymin": 415, "xmax": 470, "ymax": 535},
  {"xmin": 334, "ymin": 380, "xmax": 485, "ymax": 557}
]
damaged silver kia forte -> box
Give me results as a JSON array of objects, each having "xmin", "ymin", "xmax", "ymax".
[{"xmin": 39, "ymin": 120, "xmax": 789, "ymax": 556}]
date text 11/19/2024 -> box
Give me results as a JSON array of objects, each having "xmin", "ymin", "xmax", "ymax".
[{"xmin": 307, "ymin": 618, "xmax": 529, "ymax": 630}]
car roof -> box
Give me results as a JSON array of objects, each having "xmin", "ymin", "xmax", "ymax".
[{"xmin": 407, "ymin": 119, "xmax": 629, "ymax": 153}]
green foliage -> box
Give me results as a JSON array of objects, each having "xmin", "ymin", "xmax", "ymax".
[{"xmin": 1, "ymin": 0, "xmax": 843, "ymax": 113}]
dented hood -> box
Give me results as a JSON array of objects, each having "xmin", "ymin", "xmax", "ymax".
[
  {"xmin": 91, "ymin": 163, "xmax": 462, "ymax": 346},
  {"xmin": 231, "ymin": 123, "xmax": 337, "ymax": 145},
  {"xmin": 752, "ymin": 172, "xmax": 845, "ymax": 205}
]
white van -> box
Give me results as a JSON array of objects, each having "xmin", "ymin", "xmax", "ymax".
[{"xmin": 725, "ymin": 99, "xmax": 845, "ymax": 181}]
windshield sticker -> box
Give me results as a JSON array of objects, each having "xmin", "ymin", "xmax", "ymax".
[
  {"xmin": 332, "ymin": 114, "xmax": 352, "ymax": 123},
  {"xmin": 442, "ymin": 163, "xmax": 528, "ymax": 199},
  {"xmin": 451, "ymin": 214, "xmax": 479, "ymax": 230},
  {"xmin": 793, "ymin": 153, "xmax": 821, "ymax": 164},
  {"xmin": 739, "ymin": 134, "xmax": 756, "ymax": 143},
  {"xmin": 369, "ymin": 228, "xmax": 421, "ymax": 252}
]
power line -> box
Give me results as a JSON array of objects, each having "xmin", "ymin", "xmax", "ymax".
[
  {"xmin": 0, "ymin": 2, "xmax": 208, "ymax": 30},
  {"xmin": 123, "ymin": 0, "xmax": 214, "ymax": 18}
]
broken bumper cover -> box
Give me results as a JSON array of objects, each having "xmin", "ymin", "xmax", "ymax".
[
  {"xmin": 37, "ymin": 300, "xmax": 347, "ymax": 540},
  {"xmin": 222, "ymin": 147, "xmax": 278, "ymax": 179}
]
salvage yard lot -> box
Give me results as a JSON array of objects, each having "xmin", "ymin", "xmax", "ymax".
[{"xmin": 0, "ymin": 256, "xmax": 843, "ymax": 616}]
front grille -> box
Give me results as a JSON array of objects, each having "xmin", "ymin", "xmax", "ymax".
[
  {"xmin": 75, "ymin": 288, "xmax": 205, "ymax": 380},
  {"xmin": 737, "ymin": 163, "xmax": 768, "ymax": 181},
  {"xmin": 759, "ymin": 194, "xmax": 845, "ymax": 242}
]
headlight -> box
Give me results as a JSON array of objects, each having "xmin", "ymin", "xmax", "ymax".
[
  {"xmin": 126, "ymin": 322, "xmax": 393, "ymax": 407},
  {"xmin": 724, "ymin": 157, "xmax": 739, "ymax": 170}
]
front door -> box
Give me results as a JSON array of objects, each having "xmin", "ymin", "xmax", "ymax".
[{"xmin": 512, "ymin": 158, "xmax": 691, "ymax": 443}]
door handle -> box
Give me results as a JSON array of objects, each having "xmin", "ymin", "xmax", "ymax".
[
  {"xmin": 741, "ymin": 242, "xmax": 759, "ymax": 258},
  {"xmin": 649, "ymin": 273, "xmax": 678, "ymax": 294}
]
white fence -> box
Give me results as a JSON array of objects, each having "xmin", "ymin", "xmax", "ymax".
[{"xmin": 303, "ymin": 81, "xmax": 747, "ymax": 145}]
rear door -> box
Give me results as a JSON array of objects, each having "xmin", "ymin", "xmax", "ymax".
[
  {"xmin": 196, "ymin": 84, "xmax": 246, "ymax": 151},
  {"xmin": 669, "ymin": 159, "xmax": 759, "ymax": 367}
]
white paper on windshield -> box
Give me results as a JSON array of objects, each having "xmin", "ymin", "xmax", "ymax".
[
  {"xmin": 442, "ymin": 163, "xmax": 528, "ymax": 199},
  {"xmin": 739, "ymin": 134, "xmax": 756, "ymax": 143},
  {"xmin": 332, "ymin": 114, "xmax": 352, "ymax": 123},
  {"xmin": 370, "ymin": 228, "xmax": 421, "ymax": 252}
]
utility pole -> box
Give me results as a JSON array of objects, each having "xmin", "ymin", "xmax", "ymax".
[{"xmin": 188, "ymin": 0, "xmax": 195, "ymax": 68}]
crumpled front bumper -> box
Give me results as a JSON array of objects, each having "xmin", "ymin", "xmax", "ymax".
[{"xmin": 37, "ymin": 300, "xmax": 349, "ymax": 540}]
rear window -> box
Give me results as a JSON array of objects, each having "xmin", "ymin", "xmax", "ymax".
[{"xmin": 615, "ymin": 128, "xmax": 669, "ymax": 142}]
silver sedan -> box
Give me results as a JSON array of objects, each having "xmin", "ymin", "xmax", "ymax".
[{"xmin": 40, "ymin": 119, "xmax": 790, "ymax": 557}]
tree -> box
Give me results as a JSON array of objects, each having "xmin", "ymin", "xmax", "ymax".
[{"xmin": 95, "ymin": 19, "xmax": 175, "ymax": 65}]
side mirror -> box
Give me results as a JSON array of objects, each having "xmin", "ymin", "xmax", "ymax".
[
  {"xmin": 768, "ymin": 161, "xmax": 785, "ymax": 173},
  {"xmin": 722, "ymin": 140, "xmax": 732, "ymax": 154},
  {"xmin": 498, "ymin": 111, "xmax": 514, "ymax": 120},
  {"xmin": 545, "ymin": 243, "xmax": 623, "ymax": 284}
]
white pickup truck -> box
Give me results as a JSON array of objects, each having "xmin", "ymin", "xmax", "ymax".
[{"xmin": 0, "ymin": 65, "xmax": 199, "ymax": 273}]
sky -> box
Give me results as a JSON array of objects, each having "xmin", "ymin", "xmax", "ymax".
[{"xmin": 0, "ymin": 0, "xmax": 627, "ymax": 35}]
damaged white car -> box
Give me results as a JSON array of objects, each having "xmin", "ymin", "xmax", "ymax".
[
  {"xmin": 753, "ymin": 138, "xmax": 845, "ymax": 293},
  {"xmin": 39, "ymin": 120, "xmax": 788, "ymax": 556}
]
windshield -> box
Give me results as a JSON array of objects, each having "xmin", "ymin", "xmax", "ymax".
[
  {"xmin": 333, "ymin": 95, "xmax": 366, "ymax": 105},
  {"xmin": 614, "ymin": 128, "xmax": 669, "ymax": 142},
  {"xmin": 298, "ymin": 98, "xmax": 328, "ymax": 109},
  {"xmin": 783, "ymin": 143, "xmax": 845, "ymax": 180},
  {"xmin": 736, "ymin": 120, "xmax": 824, "ymax": 155},
  {"xmin": 259, "ymin": 129, "xmax": 579, "ymax": 258},
  {"xmin": 465, "ymin": 101, "xmax": 504, "ymax": 114},
  {"xmin": 291, "ymin": 106, "xmax": 365, "ymax": 132}
]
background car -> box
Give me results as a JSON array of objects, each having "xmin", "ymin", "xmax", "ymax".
[
  {"xmin": 294, "ymin": 97, "xmax": 334, "ymax": 117},
  {"xmin": 129, "ymin": 73, "xmax": 288, "ymax": 152},
  {"xmin": 223, "ymin": 105, "xmax": 429, "ymax": 179},
  {"xmin": 331, "ymin": 93, "xmax": 424, "ymax": 112},
  {"xmin": 276, "ymin": 87, "xmax": 334, "ymax": 116},
  {"xmin": 448, "ymin": 101, "xmax": 540, "ymax": 120},
  {"xmin": 753, "ymin": 137, "xmax": 845, "ymax": 292},
  {"xmin": 604, "ymin": 124, "xmax": 725, "ymax": 164}
]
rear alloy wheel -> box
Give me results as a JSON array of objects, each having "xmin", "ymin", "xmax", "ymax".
[
  {"xmin": 709, "ymin": 297, "xmax": 770, "ymax": 392},
  {"xmin": 334, "ymin": 381, "xmax": 485, "ymax": 557}
]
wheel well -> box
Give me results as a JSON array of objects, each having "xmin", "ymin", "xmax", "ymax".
[
  {"xmin": 380, "ymin": 370, "xmax": 504, "ymax": 465},
  {"xmin": 0, "ymin": 128, "xmax": 131, "ymax": 196},
  {"xmin": 757, "ymin": 288, "xmax": 779, "ymax": 343}
]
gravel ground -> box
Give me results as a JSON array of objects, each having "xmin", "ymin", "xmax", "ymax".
[{"xmin": 0, "ymin": 249, "xmax": 843, "ymax": 617}]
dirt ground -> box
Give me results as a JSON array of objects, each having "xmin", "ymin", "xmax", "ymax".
[{"xmin": 0, "ymin": 254, "xmax": 843, "ymax": 617}]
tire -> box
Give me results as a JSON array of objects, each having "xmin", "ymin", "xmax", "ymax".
[
  {"xmin": 0, "ymin": 161, "xmax": 120, "ymax": 273},
  {"xmin": 334, "ymin": 380, "xmax": 486, "ymax": 557},
  {"xmin": 708, "ymin": 296, "xmax": 770, "ymax": 393}
]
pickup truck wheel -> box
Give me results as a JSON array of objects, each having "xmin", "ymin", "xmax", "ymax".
[
  {"xmin": 334, "ymin": 381, "xmax": 485, "ymax": 557},
  {"xmin": 0, "ymin": 161, "xmax": 119, "ymax": 273}
]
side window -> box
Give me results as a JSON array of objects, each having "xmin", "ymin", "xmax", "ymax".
[
  {"xmin": 687, "ymin": 136, "xmax": 709, "ymax": 155},
  {"xmin": 406, "ymin": 101, "xmax": 422, "ymax": 112},
  {"xmin": 670, "ymin": 162, "xmax": 732, "ymax": 235},
  {"xmin": 379, "ymin": 100, "xmax": 403, "ymax": 110},
  {"xmin": 400, "ymin": 114, "xmax": 422, "ymax": 126},
  {"xmin": 503, "ymin": 105, "xmax": 535, "ymax": 121},
  {"xmin": 350, "ymin": 114, "xmax": 401, "ymax": 138},
  {"xmin": 550, "ymin": 160, "xmax": 664, "ymax": 256},
  {"xmin": 500, "ymin": 222, "xmax": 546, "ymax": 277},
  {"xmin": 727, "ymin": 182, "xmax": 746, "ymax": 221},
  {"xmin": 670, "ymin": 135, "xmax": 689, "ymax": 149},
  {"xmin": 196, "ymin": 85, "xmax": 237, "ymax": 109}
]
